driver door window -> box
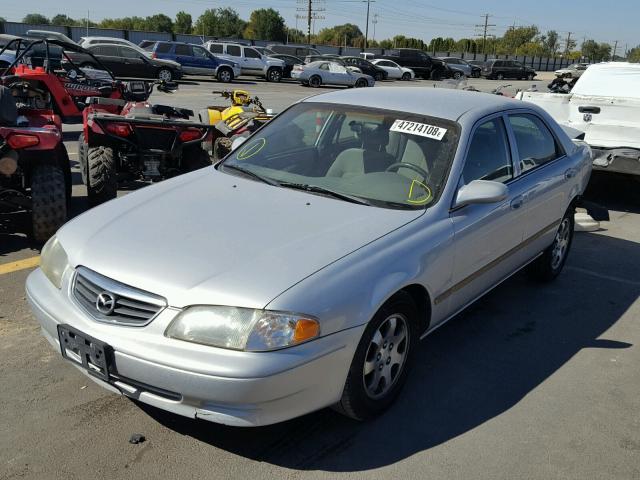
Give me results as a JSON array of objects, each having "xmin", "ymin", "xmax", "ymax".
[{"xmin": 462, "ymin": 118, "xmax": 513, "ymax": 184}]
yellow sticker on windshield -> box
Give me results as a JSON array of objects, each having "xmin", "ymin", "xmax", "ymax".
[
  {"xmin": 237, "ymin": 138, "xmax": 266, "ymax": 160},
  {"xmin": 407, "ymin": 179, "xmax": 433, "ymax": 205}
]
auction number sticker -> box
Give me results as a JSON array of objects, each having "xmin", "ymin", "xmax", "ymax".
[{"xmin": 390, "ymin": 120, "xmax": 447, "ymax": 140}]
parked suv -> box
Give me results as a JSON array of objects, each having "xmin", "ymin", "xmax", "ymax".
[
  {"xmin": 482, "ymin": 59, "xmax": 537, "ymax": 80},
  {"xmin": 204, "ymin": 42, "xmax": 285, "ymax": 82},
  {"xmin": 340, "ymin": 56, "xmax": 388, "ymax": 81},
  {"xmin": 144, "ymin": 41, "xmax": 240, "ymax": 82},
  {"xmin": 377, "ymin": 48, "xmax": 450, "ymax": 80},
  {"xmin": 440, "ymin": 57, "xmax": 481, "ymax": 78}
]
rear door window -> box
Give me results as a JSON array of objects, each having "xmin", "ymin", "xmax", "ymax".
[
  {"xmin": 208, "ymin": 43, "xmax": 223, "ymax": 54},
  {"xmin": 226, "ymin": 45, "xmax": 241, "ymax": 57},
  {"xmin": 120, "ymin": 47, "xmax": 139, "ymax": 59},
  {"xmin": 174, "ymin": 44, "xmax": 192, "ymax": 56},
  {"xmin": 155, "ymin": 43, "xmax": 172, "ymax": 54},
  {"xmin": 192, "ymin": 46, "xmax": 210, "ymax": 58},
  {"xmin": 507, "ymin": 114, "xmax": 562, "ymax": 172},
  {"xmin": 93, "ymin": 45, "xmax": 118, "ymax": 56}
]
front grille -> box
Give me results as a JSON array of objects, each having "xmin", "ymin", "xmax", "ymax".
[
  {"xmin": 134, "ymin": 126, "xmax": 177, "ymax": 151},
  {"xmin": 72, "ymin": 266, "xmax": 166, "ymax": 327}
]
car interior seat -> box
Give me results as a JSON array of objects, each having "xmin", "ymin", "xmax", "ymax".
[{"xmin": 326, "ymin": 124, "xmax": 394, "ymax": 178}]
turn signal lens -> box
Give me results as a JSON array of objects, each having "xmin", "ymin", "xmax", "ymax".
[
  {"xmin": 7, "ymin": 133, "xmax": 39, "ymax": 149},
  {"xmin": 293, "ymin": 318, "xmax": 321, "ymax": 343},
  {"xmin": 105, "ymin": 123, "xmax": 131, "ymax": 137}
]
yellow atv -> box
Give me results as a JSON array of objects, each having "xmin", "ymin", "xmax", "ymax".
[{"xmin": 198, "ymin": 90, "xmax": 275, "ymax": 160}]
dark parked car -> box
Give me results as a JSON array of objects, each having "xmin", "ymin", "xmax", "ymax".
[
  {"xmin": 377, "ymin": 48, "xmax": 449, "ymax": 80},
  {"xmin": 267, "ymin": 44, "xmax": 320, "ymax": 58},
  {"xmin": 64, "ymin": 44, "xmax": 182, "ymax": 80},
  {"xmin": 440, "ymin": 57, "xmax": 481, "ymax": 78},
  {"xmin": 143, "ymin": 41, "xmax": 240, "ymax": 82},
  {"xmin": 340, "ymin": 56, "xmax": 388, "ymax": 81},
  {"xmin": 270, "ymin": 54, "xmax": 304, "ymax": 78},
  {"xmin": 482, "ymin": 59, "xmax": 537, "ymax": 80},
  {"xmin": 467, "ymin": 59, "xmax": 485, "ymax": 68}
]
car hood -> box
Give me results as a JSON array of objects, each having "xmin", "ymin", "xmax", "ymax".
[{"xmin": 58, "ymin": 168, "xmax": 423, "ymax": 309}]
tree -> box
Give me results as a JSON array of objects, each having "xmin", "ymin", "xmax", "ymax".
[
  {"xmin": 144, "ymin": 14, "xmax": 173, "ymax": 33},
  {"xmin": 0, "ymin": 17, "xmax": 7, "ymax": 23},
  {"xmin": 243, "ymin": 8, "xmax": 286, "ymax": 41},
  {"xmin": 51, "ymin": 14, "xmax": 78, "ymax": 26},
  {"xmin": 581, "ymin": 39, "xmax": 611, "ymax": 62},
  {"xmin": 540, "ymin": 30, "xmax": 560, "ymax": 56},
  {"xmin": 174, "ymin": 11, "xmax": 192, "ymax": 34},
  {"xmin": 23, "ymin": 14, "xmax": 50, "ymax": 25},
  {"xmin": 315, "ymin": 23, "xmax": 362, "ymax": 46},
  {"xmin": 499, "ymin": 25, "xmax": 539, "ymax": 54},
  {"xmin": 286, "ymin": 28, "xmax": 306, "ymax": 43},
  {"xmin": 193, "ymin": 8, "xmax": 245, "ymax": 38},
  {"xmin": 628, "ymin": 45, "xmax": 640, "ymax": 63}
]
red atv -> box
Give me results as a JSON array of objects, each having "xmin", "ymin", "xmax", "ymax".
[
  {"xmin": 80, "ymin": 80, "xmax": 213, "ymax": 206},
  {"xmin": 0, "ymin": 84, "xmax": 70, "ymax": 242}
]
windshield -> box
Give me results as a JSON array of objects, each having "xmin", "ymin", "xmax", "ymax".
[{"xmin": 220, "ymin": 103, "xmax": 459, "ymax": 209}]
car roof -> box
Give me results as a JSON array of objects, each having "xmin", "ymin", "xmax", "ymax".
[{"xmin": 302, "ymin": 87, "xmax": 520, "ymax": 122}]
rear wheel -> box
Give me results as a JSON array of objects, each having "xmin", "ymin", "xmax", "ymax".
[
  {"xmin": 374, "ymin": 72, "xmax": 384, "ymax": 81},
  {"xmin": 527, "ymin": 73, "xmax": 535, "ymax": 81},
  {"xmin": 157, "ymin": 68, "xmax": 173, "ymax": 82},
  {"xmin": 86, "ymin": 145, "xmax": 117, "ymax": 207},
  {"xmin": 335, "ymin": 292, "xmax": 418, "ymax": 421},
  {"xmin": 496, "ymin": 72, "xmax": 505, "ymax": 80},
  {"xmin": 78, "ymin": 133, "xmax": 88, "ymax": 185},
  {"xmin": 430, "ymin": 68, "xmax": 443, "ymax": 81},
  {"xmin": 216, "ymin": 67, "xmax": 233, "ymax": 83},
  {"xmin": 266, "ymin": 67, "xmax": 282, "ymax": 83},
  {"xmin": 182, "ymin": 146, "xmax": 212, "ymax": 171},
  {"xmin": 401, "ymin": 72, "xmax": 411, "ymax": 81},
  {"xmin": 355, "ymin": 78, "xmax": 368, "ymax": 88},
  {"xmin": 309, "ymin": 75, "xmax": 322, "ymax": 88},
  {"xmin": 528, "ymin": 207, "xmax": 575, "ymax": 281},
  {"xmin": 31, "ymin": 164, "xmax": 67, "ymax": 242}
]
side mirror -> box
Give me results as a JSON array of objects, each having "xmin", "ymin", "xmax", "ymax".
[
  {"xmin": 231, "ymin": 136, "xmax": 247, "ymax": 151},
  {"xmin": 454, "ymin": 180, "xmax": 508, "ymax": 209}
]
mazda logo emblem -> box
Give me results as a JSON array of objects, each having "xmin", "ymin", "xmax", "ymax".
[{"xmin": 96, "ymin": 292, "xmax": 116, "ymax": 315}]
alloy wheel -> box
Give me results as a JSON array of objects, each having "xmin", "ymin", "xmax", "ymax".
[
  {"xmin": 218, "ymin": 69, "xmax": 232, "ymax": 82},
  {"xmin": 551, "ymin": 218, "xmax": 571, "ymax": 269},
  {"xmin": 363, "ymin": 313, "xmax": 410, "ymax": 399},
  {"xmin": 158, "ymin": 69, "xmax": 172, "ymax": 81}
]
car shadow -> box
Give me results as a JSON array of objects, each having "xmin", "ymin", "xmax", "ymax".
[{"xmin": 137, "ymin": 230, "xmax": 638, "ymax": 472}]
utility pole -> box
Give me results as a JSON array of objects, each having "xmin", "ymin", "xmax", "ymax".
[
  {"xmin": 363, "ymin": 0, "xmax": 376, "ymax": 50},
  {"xmin": 612, "ymin": 40, "xmax": 618, "ymax": 60},
  {"xmin": 475, "ymin": 14, "xmax": 495, "ymax": 55},
  {"xmin": 307, "ymin": 0, "xmax": 312, "ymax": 44},
  {"xmin": 564, "ymin": 32, "xmax": 573, "ymax": 55},
  {"xmin": 372, "ymin": 13, "xmax": 378, "ymax": 42},
  {"xmin": 86, "ymin": 10, "xmax": 89, "ymax": 37},
  {"xmin": 297, "ymin": 0, "xmax": 325, "ymax": 45}
]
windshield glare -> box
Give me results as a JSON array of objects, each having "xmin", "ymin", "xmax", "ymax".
[{"xmin": 222, "ymin": 103, "xmax": 459, "ymax": 209}]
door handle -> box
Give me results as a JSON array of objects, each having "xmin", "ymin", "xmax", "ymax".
[
  {"xmin": 564, "ymin": 168, "xmax": 577, "ymax": 179},
  {"xmin": 510, "ymin": 196, "xmax": 524, "ymax": 210},
  {"xmin": 578, "ymin": 106, "xmax": 601, "ymax": 114}
]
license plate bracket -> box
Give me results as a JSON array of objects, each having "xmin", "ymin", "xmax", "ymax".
[{"xmin": 57, "ymin": 325, "xmax": 112, "ymax": 382}]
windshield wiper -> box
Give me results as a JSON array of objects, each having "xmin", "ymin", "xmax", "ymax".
[
  {"xmin": 220, "ymin": 164, "xmax": 280, "ymax": 186},
  {"xmin": 279, "ymin": 182, "xmax": 371, "ymax": 206}
]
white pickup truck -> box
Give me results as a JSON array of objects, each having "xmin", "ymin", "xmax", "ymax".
[{"xmin": 517, "ymin": 62, "xmax": 640, "ymax": 177}]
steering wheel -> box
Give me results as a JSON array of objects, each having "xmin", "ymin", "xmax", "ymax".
[{"xmin": 385, "ymin": 162, "xmax": 429, "ymax": 179}]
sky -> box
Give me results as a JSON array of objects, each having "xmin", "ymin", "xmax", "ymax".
[{"xmin": 2, "ymin": 0, "xmax": 637, "ymax": 51}]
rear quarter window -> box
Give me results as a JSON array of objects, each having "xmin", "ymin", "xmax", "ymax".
[{"xmin": 155, "ymin": 43, "xmax": 172, "ymax": 54}]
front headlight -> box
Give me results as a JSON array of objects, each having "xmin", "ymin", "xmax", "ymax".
[
  {"xmin": 40, "ymin": 235, "xmax": 69, "ymax": 289},
  {"xmin": 165, "ymin": 306, "xmax": 320, "ymax": 352}
]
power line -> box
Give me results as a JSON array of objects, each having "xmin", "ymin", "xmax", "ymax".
[{"xmin": 372, "ymin": 13, "xmax": 378, "ymax": 41}]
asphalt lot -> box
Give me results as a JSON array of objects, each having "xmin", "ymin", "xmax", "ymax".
[{"xmin": 1, "ymin": 74, "xmax": 639, "ymax": 480}]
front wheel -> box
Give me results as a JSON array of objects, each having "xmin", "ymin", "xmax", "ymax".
[
  {"xmin": 528, "ymin": 208, "xmax": 575, "ymax": 281},
  {"xmin": 157, "ymin": 68, "xmax": 173, "ymax": 82},
  {"xmin": 266, "ymin": 67, "xmax": 282, "ymax": 83},
  {"xmin": 30, "ymin": 164, "xmax": 67, "ymax": 242},
  {"xmin": 216, "ymin": 67, "xmax": 233, "ymax": 83},
  {"xmin": 86, "ymin": 145, "xmax": 117, "ymax": 207},
  {"xmin": 308, "ymin": 75, "xmax": 322, "ymax": 88},
  {"xmin": 335, "ymin": 292, "xmax": 418, "ymax": 421},
  {"xmin": 374, "ymin": 72, "xmax": 384, "ymax": 81},
  {"xmin": 452, "ymin": 71, "xmax": 463, "ymax": 80},
  {"xmin": 527, "ymin": 73, "xmax": 535, "ymax": 81},
  {"xmin": 355, "ymin": 78, "xmax": 368, "ymax": 88},
  {"xmin": 401, "ymin": 72, "xmax": 411, "ymax": 81}
]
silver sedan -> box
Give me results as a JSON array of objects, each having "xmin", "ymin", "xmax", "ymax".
[
  {"xmin": 27, "ymin": 88, "xmax": 591, "ymax": 427},
  {"xmin": 291, "ymin": 60, "xmax": 375, "ymax": 88}
]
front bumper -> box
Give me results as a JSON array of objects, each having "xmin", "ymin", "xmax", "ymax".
[
  {"xmin": 592, "ymin": 147, "xmax": 640, "ymax": 176},
  {"xmin": 26, "ymin": 268, "xmax": 364, "ymax": 427}
]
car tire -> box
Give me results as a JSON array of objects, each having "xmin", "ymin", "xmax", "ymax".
[
  {"xmin": 452, "ymin": 71, "xmax": 463, "ymax": 80},
  {"xmin": 401, "ymin": 72, "xmax": 411, "ymax": 81},
  {"xmin": 30, "ymin": 164, "xmax": 67, "ymax": 243},
  {"xmin": 182, "ymin": 146, "xmax": 212, "ymax": 171},
  {"xmin": 374, "ymin": 72, "xmax": 384, "ymax": 81},
  {"xmin": 216, "ymin": 67, "xmax": 234, "ymax": 83},
  {"xmin": 335, "ymin": 291, "xmax": 418, "ymax": 421},
  {"xmin": 309, "ymin": 75, "xmax": 322, "ymax": 88},
  {"xmin": 528, "ymin": 207, "xmax": 575, "ymax": 282},
  {"xmin": 266, "ymin": 67, "xmax": 282, "ymax": 83},
  {"xmin": 527, "ymin": 73, "xmax": 535, "ymax": 81},
  {"xmin": 496, "ymin": 72, "xmax": 505, "ymax": 80},
  {"xmin": 78, "ymin": 133, "xmax": 88, "ymax": 186},
  {"xmin": 430, "ymin": 68, "xmax": 443, "ymax": 81},
  {"xmin": 157, "ymin": 68, "xmax": 173, "ymax": 82},
  {"xmin": 355, "ymin": 78, "xmax": 368, "ymax": 88},
  {"xmin": 86, "ymin": 145, "xmax": 117, "ymax": 207}
]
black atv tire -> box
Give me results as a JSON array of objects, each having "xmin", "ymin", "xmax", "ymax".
[
  {"xmin": 183, "ymin": 146, "xmax": 212, "ymax": 171},
  {"xmin": 87, "ymin": 145, "xmax": 117, "ymax": 207},
  {"xmin": 78, "ymin": 133, "xmax": 88, "ymax": 185},
  {"xmin": 31, "ymin": 164, "xmax": 67, "ymax": 243}
]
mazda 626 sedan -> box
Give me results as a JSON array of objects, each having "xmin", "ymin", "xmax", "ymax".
[{"xmin": 27, "ymin": 88, "xmax": 592, "ymax": 427}]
